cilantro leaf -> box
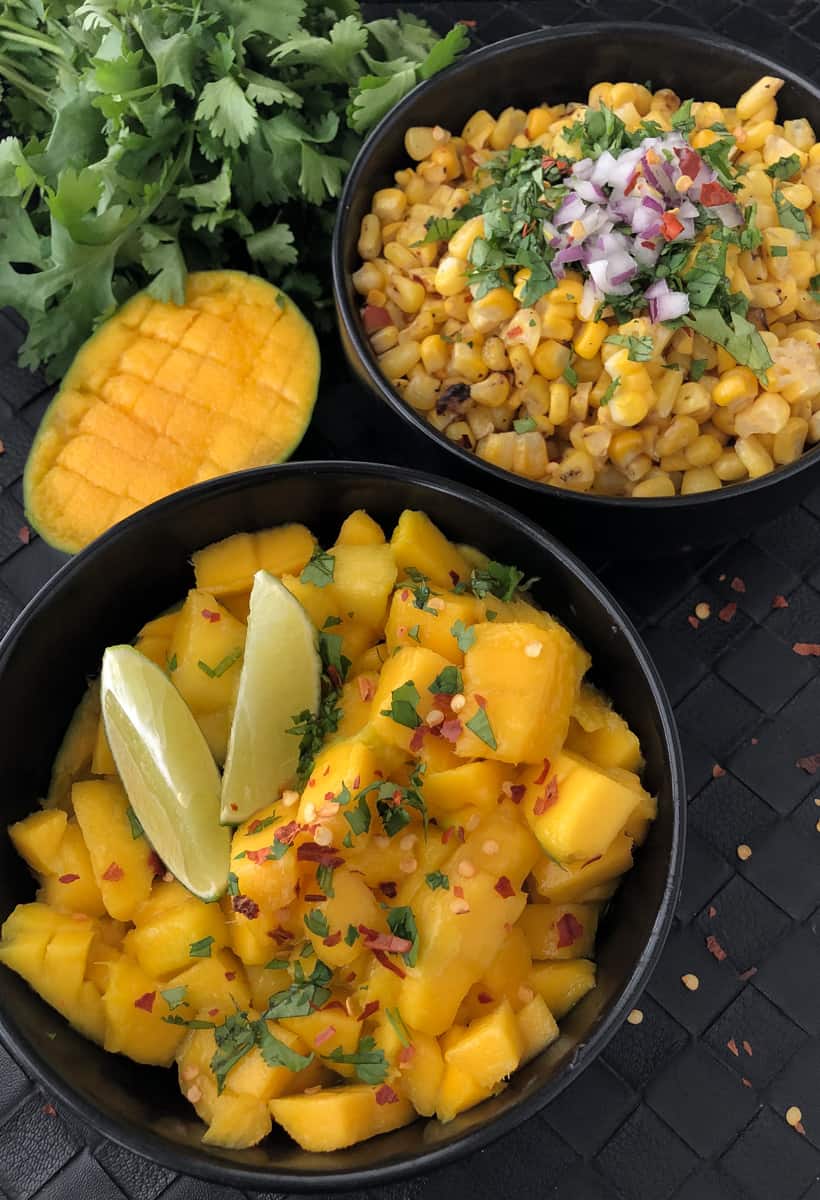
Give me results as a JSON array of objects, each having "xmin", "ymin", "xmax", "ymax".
[
  {"xmin": 604, "ymin": 334, "xmax": 653, "ymax": 362},
  {"xmin": 773, "ymin": 188, "xmax": 810, "ymax": 239},
  {"xmin": 197, "ymin": 648, "xmax": 242, "ymax": 678},
  {"xmin": 189, "ymin": 935, "xmax": 215, "ymax": 959},
  {"xmin": 809, "ymin": 273, "xmax": 820, "ymax": 303},
  {"xmin": 345, "ymin": 791, "xmax": 371, "ymax": 836},
  {"xmin": 304, "ymin": 909, "xmax": 330, "ymax": 938},
  {"xmin": 255, "ymin": 1021, "xmax": 314, "ymax": 1074},
  {"xmin": 380, "ymin": 680, "xmax": 421, "ymax": 729},
  {"xmin": 211, "ymin": 1011, "xmax": 257, "ymax": 1092},
  {"xmin": 421, "ymin": 215, "xmax": 465, "ymax": 244},
  {"xmin": 685, "ymin": 307, "xmax": 772, "ymax": 379},
  {"xmin": 469, "ymin": 561, "xmax": 525, "ymax": 602},
  {"xmin": 323, "ymin": 1036, "xmax": 389, "ymax": 1085},
  {"xmin": 513, "ymin": 417, "xmax": 537, "ymax": 433},
  {"xmin": 126, "ymin": 805, "xmax": 144, "ymax": 840},
  {"xmin": 301, "ymin": 547, "xmax": 335, "ymax": 587},
  {"xmin": 465, "ymin": 704, "xmax": 498, "ymax": 750},
  {"xmin": 265, "ymin": 961, "xmax": 333, "ymax": 1019},
  {"xmin": 160, "ymin": 986, "xmax": 188, "ymax": 1011},
  {"xmin": 387, "ymin": 905, "xmax": 419, "ymax": 966},
  {"xmin": 689, "ymin": 358, "xmax": 708, "ymax": 381},
  {"xmin": 385, "ymin": 1007, "xmax": 410, "ymax": 1046},
  {"xmin": 195, "ymin": 77, "xmax": 257, "ymax": 149},
  {"xmin": 765, "ymin": 154, "xmax": 800, "ymax": 181},
  {"xmin": 450, "ymin": 619, "xmax": 476, "ymax": 653},
  {"xmin": 428, "ymin": 665, "xmax": 463, "ymax": 695},
  {"xmin": 600, "ymin": 376, "xmax": 619, "ymax": 406},
  {"xmin": 425, "ymin": 870, "xmax": 449, "ymax": 890},
  {"xmin": 670, "ymin": 98, "xmax": 695, "ymax": 135}
]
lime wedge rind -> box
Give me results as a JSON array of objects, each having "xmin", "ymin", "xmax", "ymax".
[
  {"xmin": 101, "ymin": 644, "xmax": 230, "ymax": 900},
  {"xmin": 220, "ymin": 570, "xmax": 321, "ymax": 825}
]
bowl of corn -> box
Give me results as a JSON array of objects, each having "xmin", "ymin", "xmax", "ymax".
[{"xmin": 333, "ymin": 24, "xmax": 820, "ymax": 549}]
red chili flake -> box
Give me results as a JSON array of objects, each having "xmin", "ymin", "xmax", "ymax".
[
  {"xmin": 409, "ymin": 725, "xmax": 427, "ymax": 752},
  {"xmin": 357, "ymin": 924, "xmax": 412, "ymax": 954},
  {"xmin": 313, "ymin": 1025, "xmax": 336, "ymax": 1047},
  {"xmin": 201, "ymin": 608, "xmax": 221, "ymax": 623},
  {"xmin": 474, "ymin": 693, "xmax": 487, "ymax": 709},
  {"xmin": 738, "ymin": 966, "xmax": 758, "ymax": 982},
  {"xmin": 232, "ymin": 894, "xmax": 260, "ymax": 919},
  {"xmin": 230, "ymin": 803, "xmax": 238, "ymax": 812},
  {"xmin": 701, "ymin": 180, "xmax": 736, "ymax": 207},
  {"xmin": 375, "ymin": 1084, "xmax": 399, "ymax": 1106},
  {"xmin": 327, "ymin": 665, "xmax": 342, "ymax": 689},
  {"xmin": 269, "ymin": 926, "xmax": 294, "ymax": 944},
  {"xmin": 453, "ymin": 885, "xmax": 464, "ymax": 899},
  {"xmin": 374, "ymin": 769, "xmax": 384, "ymax": 779},
  {"xmin": 148, "ymin": 850, "xmax": 165, "ymax": 877},
  {"xmin": 400, "ymin": 589, "xmax": 410, "ymax": 602},
  {"xmin": 58, "ymin": 873, "xmax": 80, "ymax": 884},
  {"xmin": 556, "ymin": 912, "xmax": 584, "ymax": 949},
  {"xmin": 661, "ymin": 211, "xmax": 685, "ymax": 239},
  {"xmin": 245, "ymin": 847, "xmax": 272, "ymax": 865},
  {"xmin": 712, "ymin": 764, "xmax": 726, "ymax": 779},
  {"xmin": 796, "ymin": 754, "xmax": 820, "ymax": 775},
  {"xmin": 534, "ymin": 758, "xmax": 551, "ymax": 786},
  {"xmin": 442, "ymin": 825, "xmax": 464, "ymax": 845},
  {"xmin": 677, "ymin": 146, "xmax": 702, "ymax": 179},
  {"xmin": 18, "ymin": 525, "xmax": 30, "ymax": 545},
  {"xmin": 399, "ymin": 1044, "xmax": 416, "ymax": 1065},
  {"xmin": 358, "ymin": 1000, "xmax": 380, "ymax": 1022},
  {"xmin": 324, "ymin": 791, "xmax": 335, "ymax": 802},
  {"xmin": 742, "ymin": 1040, "xmax": 753, "ymax": 1056},
  {"xmin": 432, "ymin": 693, "xmax": 454, "ymax": 710},
  {"xmin": 477, "ymin": 991, "xmax": 494, "ymax": 1004},
  {"xmin": 322, "ymin": 931, "xmax": 342, "ymax": 947},
  {"xmin": 793, "ymin": 642, "xmax": 820, "ymax": 657},
  {"xmin": 708, "ymin": 905, "xmax": 717, "ymax": 918},
  {"xmin": 225, "ymin": 971, "xmax": 236, "ymax": 981},
  {"xmin": 208, "ymin": 1007, "xmax": 219, "ymax": 1017},
  {"xmin": 507, "ymin": 326, "xmax": 523, "ymax": 339},
  {"xmin": 520, "ymin": 222, "xmax": 531, "ymax": 238},
  {"xmin": 379, "ymin": 882, "xmax": 397, "ymax": 899},
  {"xmin": 509, "ymin": 784, "xmax": 525, "ymax": 804},
  {"xmin": 533, "ymin": 777, "xmax": 559, "ymax": 816},
  {"xmin": 362, "ymin": 305, "xmax": 392, "ymax": 333},
  {"xmin": 304, "ymin": 894, "xmax": 327, "ymax": 903},
  {"xmin": 449, "ymin": 570, "xmax": 460, "ymax": 586},
  {"xmin": 247, "ymin": 818, "xmax": 263, "ymax": 835},
  {"xmin": 706, "ymin": 935, "xmax": 727, "ymax": 962},
  {"xmin": 308, "ymin": 779, "xmax": 316, "ymax": 787},
  {"xmin": 0, "ymin": 440, "xmax": 5, "ymax": 456},
  {"xmin": 741, "ymin": 1077, "xmax": 753, "ymax": 1088},
  {"xmin": 624, "ymin": 167, "xmax": 640, "ymax": 195},
  {"xmin": 373, "ymin": 948, "xmax": 406, "ymax": 978},
  {"xmin": 641, "ymin": 239, "xmax": 657, "ymax": 249},
  {"xmin": 352, "ymin": 775, "xmax": 361, "ymax": 790},
  {"xmin": 102, "ymin": 862, "xmax": 124, "ymax": 882},
  {"xmin": 718, "ymin": 602, "xmax": 737, "ymax": 622},
  {"xmin": 772, "ymin": 594, "xmax": 789, "ymax": 609},
  {"xmin": 134, "ymin": 991, "xmax": 156, "ymax": 1013},
  {"xmin": 582, "ymin": 854, "xmax": 603, "ymax": 868},
  {"xmin": 688, "ymin": 615, "xmax": 700, "ymax": 630},
  {"xmin": 322, "ymin": 1000, "xmax": 346, "ymax": 1013},
  {"xmin": 440, "ymin": 718, "xmax": 462, "ymax": 743},
  {"xmin": 275, "ymin": 821, "xmax": 301, "ymax": 845},
  {"xmin": 42, "ymin": 1103, "xmax": 56, "ymax": 1117},
  {"xmin": 297, "ymin": 843, "xmax": 344, "ymax": 868},
  {"xmin": 727, "ymin": 1038, "xmax": 739, "ymax": 1057},
  {"xmin": 494, "ymin": 875, "xmax": 515, "ymax": 899},
  {"xmin": 751, "ymin": 738, "xmax": 759, "ymax": 745},
  {"xmin": 357, "ymin": 676, "xmax": 375, "ymax": 702},
  {"xmin": 730, "ymin": 576, "xmax": 746, "ymax": 593}
]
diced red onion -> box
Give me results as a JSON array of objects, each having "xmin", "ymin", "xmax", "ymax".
[
  {"xmin": 579, "ymin": 278, "xmax": 597, "ymax": 319},
  {"xmin": 654, "ymin": 290, "xmax": 690, "ymax": 321},
  {"xmin": 641, "ymin": 195, "xmax": 664, "ymax": 215},
  {"xmin": 713, "ymin": 203, "xmax": 743, "ymax": 228},
  {"xmin": 554, "ymin": 192, "xmax": 586, "ymax": 226}
]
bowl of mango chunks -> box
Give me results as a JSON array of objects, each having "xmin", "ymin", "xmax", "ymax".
[{"xmin": 0, "ymin": 462, "xmax": 684, "ymax": 1191}]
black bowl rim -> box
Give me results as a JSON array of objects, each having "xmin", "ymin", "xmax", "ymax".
[
  {"xmin": 331, "ymin": 21, "xmax": 820, "ymax": 511},
  {"xmin": 0, "ymin": 460, "xmax": 685, "ymax": 1191}
]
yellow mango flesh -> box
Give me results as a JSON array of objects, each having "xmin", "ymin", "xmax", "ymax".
[
  {"xmin": 168, "ymin": 589, "xmax": 246, "ymax": 716},
  {"xmin": 102, "ymin": 955, "xmax": 186, "ymax": 1065},
  {"xmin": 384, "ymin": 587, "xmax": 480, "ymax": 661},
  {"xmin": 303, "ymin": 869, "xmax": 385, "ymax": 967},
  {"xmin": 270, "ymin": 1085, "xmax": 415, "ymax": 1152},
  {"xmin": 530, "ymin": 831, "xmax": 635, "ymax": 904},
  {"xmin": 444, "ymin": 999, "xmax": 523, "ymax": 1089},
  {"xmin": 193, "ymin": 524, "xmax": 316, "ymax": 595},
  {"xmin": 337, "ymin": 510, "xmax": 386, "ymax": 546},
  {"xmin": 368, "ymin": 645, "xmax": 456, "ymax": 753},
  {"xmin": 9, "ymin": 809, "xmax": 68, "ymax": 875},
  {"xmin": 519, "ymin": 902, "xmax": 599, "ymax": 961},
  {"xmin": 230, "ymin": 806, "xmax": 299, "ymax": 915},
  {"xmin": 71, "ymin": 779, "xmax": 155, "ymax": 921},
  {"xmin": 528, "ymin": 959, "xmax": 597, "ymax": 1019},
  {"xmin": 329, "ymin": 543, "xmax": 398, "ymax": 631},
  {"xmin": 424, "ymin": 761, "xmax": 511, "ymax": 819},
  {"xmin": 126, "ymin": 885, "xmax": 229, "ymax": 979},
  {"xmin": 24, "ymin": 272, "xmax": 320, "ymax": 553},
  {"xmin": 45, "ymin": 683, "xmax": 100, "ymax": 810},
  {"xmin": 38, "ymin": 820, "xmax": 107, "ymax": 918},
  {"xmin": 167, "ymin": 947, "xmax": 251, "ymax": 1017},
  {"xmin": 517, "ymin": 993, "xmax": 559, "ymax": 1062},
  {"xmin": 391, "ymin": 510, "xmax": 471, "ymax": 588},
  {"xmin": 397, "ymin": 1029, "xmax": 444, "ymax": 1117},
  {"xmin": 455, "ymin": 622, "xmax": 585, "ymax": 763},
  {"xmin": 567, "ymin": 684, "xmax": 643, "ymax": 771}
]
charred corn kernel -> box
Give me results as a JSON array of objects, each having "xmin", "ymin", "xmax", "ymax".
[
  {"xmin": 370, "ymin": 325, "xmax": 399, "ymax": 354},
  {"xmin": 534, "ymin": 339, "xmax": 571, "ymax": 380},
  {"xmin": 372, "ymin": 188, "xmax": 407, "ymax": 223},
  {"xmin": 652, "ymin": 88, "xmax": 681, "ymax": 115},
  {"xmin": 508, "ymin": 344, "xmax": 534, "ymax": 388},
  {"xmin": 711, "ymin": 406, "xmax": 738, "ymax": 437},
  {"xmin": 518, "ymin": 374, "xmax": 550, "ymax": 413},
  {"xmin": 352, "ymin": 262, "xmax": 385, "ymax": 295},
  {"xmin": 445, "ymin": 419, "xmax": 474, "ymax": 447},
  {"xmin": 674, "ymin": 381, "xmax": 712, "ymax": 421},
  {"xmin": 582, "ymin": 424, "xmax": 612, "ymax": 459},
  {"xmin": 421, "ymin": 334, "xmax": 449, "ymax": 374},
  {"xmin": 490, "ymin": 107, "xmax": 527, "ymax": 150},
  {"xmin": 555, "ymin": 448, "xmax": 596, "ymax": 491},
  {"xmin": 421, "ymin": 296, "xmax": 447, "ymax": 323},
  {"xmin": 685, "ymin": 434, "xmax": 723, "ymax": 466},
  {"xmin": 714, "ymin": 449, "xmax": 747, "ymax": 481},
  {"xmin": 358, "ymin": 214, "xmax": 382, "ymax": 261},
  {"xmin": 694, "ymin": 100, "xmax": 723, "ymax": 128},
  {"xmin": 573, "ymin": 320, "xmax": 609, "ymax": 360},
  {"xmin": 466, "ymin": 406, "xmax": 495, "ymax": 441},
  {"xmin": 656, "ymin": 415, "xmax": 700, "ymax": 456},
  {"xmin": 570, "ymin": 382, "xmax": 592, "ymax": 422},
  {"xmin": 660, "ymin": 452, "xmax": 690, "ymax": 472},
  {"xmin": 609, "ymin": 389, "xmax": 651, "ymax": 427},
  {"xmin": 735, "ymin": 392, "xmax": 790, "ymax": 437},
  {"xmin": 435, "ymin": 255, "xmax": 469, "ymax": 297},
  {"xmin": 539, "ymin": 310, "xmax": 575, "ymax": 342},
  {"xmin": 609, "ymin": 429, "xmax": 645, "ymax": 469},
  {"xmin": 655, "ymin": 366, "xmax": 685, "ymax": 418},
  {"xmin": 681, "ymin": 466, "xmax": 722, "ymax": 494},
  {"xmin": 448, "ymin": 215, "xmax": 485, "ymax": 260},
  {"xmin": 379, "ymin": 341, "xmax": 421, "ymax": 380},
  {"xmin": 525, "ymin": 106, "xmax": 553, "ymax": 140},
  {"xmin": 512, "ymin": 430, "xmax": 549, "ymax": 478},
  {"xmin": 737, "ymin": 76, "xmax": 784, "ymax": 121},
  {"xmin": 444, "ymin": 294, "xmax": 470, "ymax": 322},
  {"xmin": 384, "ymin": 242, "xmax": 417, "ymax": 271},
  {"xmin": 773, "ymin": 416, "xmax": 809, "ymax": 464},
  {"xmin": 451, "ymin": 341, "xmax": 489, "ymax": 383},
  {"xmin": 483, "ymin": 336, "xmax": 510, "ymax": 372},
  {"xmin": 735, "ymin": 433, "xmax": 775, "ymax": 478},
  {"xmin": 404, "ymin": 373, "xmax": 440, "ymax": 411},
  {"xmin": 430, "ymin": 144, "xmax": 461, "ymax": 182},
  {"xmin": 468, "ymin": 288, "xmax": 518, "ymax": 334},
  {"xmin": 462, "ymin": 110, "xmax": 496, "ymax": 148},
  {"xmin": 405, "ymin": 126, "xmax": 438, "ymax": 161},
  {"xmin": 470, "ymin": 373, "xmax": 511, "ymax": 408},
  {"xmin": 548, "ymin": 380, "xmax": 571, "ymax": 425},
  {"xmin": 478, "ymin": 431, "xmax": 515, "ymax": 470},
  {"xmin": 387, "ymin": 275, "xmax": 426, "ymax": 314},
  {"xmin": 712, "ymin": 366, "xmax": 758, "ymax": 408},
  {"xmin": 632, "ymin": 473, "xmax": 676, "ymax": 497}
]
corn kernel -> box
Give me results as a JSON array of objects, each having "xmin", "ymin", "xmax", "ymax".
[
  {"xmin": 574, "ymin": 320, "xmax": 610, "ymax": 360},
  {"xmin": 681, "ymin": 466, "xmax": 722, "ymax": 494},
  {"xmin": 712, "ymin": 366, "xmax": 759, "ymax": 408}
]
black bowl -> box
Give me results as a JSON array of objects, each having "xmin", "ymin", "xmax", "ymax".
[
  {"xmin": 332, "ymin": 24, "xmax": 820, "ymax": 554},
  {"xmin": 0, "ymin": 463, "xmax": 684, "ymax": 1191}
]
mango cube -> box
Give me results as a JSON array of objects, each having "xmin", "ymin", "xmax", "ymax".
[
  {"xmin": 528, "ymin": 959, "xmax": 597, "ymax": 1019},
  {"xmin": 530, "ymin": 831, "xmax": 634, "ymax": 904},
  {"xmin": 519, "ymin": 903, "xmax": 599, "ymax": 961},
  {"xmin": 271, "ymin": 1084, "xmax": 415, "ymax": 1151},
  {"xmin": 443, "ymin": 999, "xmax": 523, "ymax": 1089}
]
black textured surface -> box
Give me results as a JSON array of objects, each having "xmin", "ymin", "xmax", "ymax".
[{"xmin": 1, "ymin": 4, "xmax": 820, "ymax": 1198}]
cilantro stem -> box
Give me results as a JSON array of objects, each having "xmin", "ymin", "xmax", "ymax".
[
  {"xmin": 0, "ymin": 56, "xmax": 50, "ymax": 108},
  {"xmin": 0, "ymin": 27, "xmax": 68, "ymax": 56}
]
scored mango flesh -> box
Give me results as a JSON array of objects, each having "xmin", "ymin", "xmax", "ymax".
[
  {"xmin": 23, "ymin": 271, "xmax": 320, "ymax": 554},
  {"xmin": 0, "ymin": 508, "xmax": 657, "ymax": 1153}
]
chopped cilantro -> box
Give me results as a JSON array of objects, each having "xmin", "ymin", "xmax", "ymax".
[
  {"xmin": 689, "ymin": 358, "xmax": 708, "ymax": 382},
  {"xmin": 670, "ymin": 98, "xmax": 695, "ymax": 135},
  {"xmin": 160, "ymin": 986, "xmax": 188, "ymax": 1011},
  {"xmin": 197, "ymin": 647, "xmax": 242, "ymax": 678},
  {"xmin": 322, "ymin": 615, "xmax": 342, "ymax": 628},
  {"xmin": 685, "ymin": 307, "xmax": 772, "ymax": 381},
  {"xmin": 166, "ymin": 653, "xmax": 178, "ymax": 673},
  {"xmin": 469, "ymin": 560, "xmax": 525, "ymax": 602},
  {"xmin": 323, "ymin": 1036, "xmax": 389, "ymax": 1085},
  {"xmin": 450, "ymin": 619, "xmax": 476, "ymax": 653},
  {"xmin": 345, "ymin": 791, "xmax": 371, "ymax": 837},
  {"xmin": 604, "ymin": 334, "xmax": 653, "ymax": 362},
  {"xmin": 429, "ymin": 665, "xmax": 463, "ymax": 695},
  {"xmin": 809, "ymin": 273, "xmax": 820, "ymax": 303},
  {"xmin": 425, "ymin": 870, "xmax": 449, "ymax": 891},
  {"xmin": 421, "ymin": 214, "xmax": 466, "ymax": 244},
  {"xmin": 765, "ymin": 154, "xmax": 800, "ymax": 180},
  {"xmin": 255, "ymin": 1021, "xmax": 314, "ymax": 1074},
  {"xmin": 345, "ymin": 924, "xmax": 359, "ymax": 947},
  {"xmin": 304, "ymin": 909, "xmax": 329, "ymax": 938},
  {"xmin": 316, "ymin": 863, "xmax": 335, "ymax": 899},
  {"xmin": 387, "ymin": 905, "xmax": 419, "ymax": 966},
  {"xmin": 265, "ymin": 960, "xmax": 333, "ymax": 1019},
  {"xmin": 407, "ymin": 624, "xmax": 421, "ymax": 642},
  {"xmin": 126, "ymin": 805, "xmax": 144, "ymax": 840},
  {"xmin": 773, "ymin": 188, "xmax": 810, "ymax": 239},
  {"xmin": 264, "ymin": 959, "xmax": 290, "ymax": 971},
  {"xmin": 769, "ymin": 244, "xmax": 788, "ymax": 257},
  {"xmin": 380, "ymin": 680, "xmax": 422, "ymax": 729},
  {"xmin": 386, "ymin": 1007, "xmax": 411, "ymax": 1046},
  {"xmin": 600, "ymin": 376, "xmax": 620, "ymax": 406},
  {"xmin": 466, "ymin": 705, "xmax": 497, "ymax": 750},
  {"xmin": 513, "ymin": 417, "xmax": 537, "ymax": 433},
  {"xmin": 563, "ymin": 363, "xmax": 578, "ymax": 387},
  {"xmin": 227, "ymin": 871, "xmax": 239, "ymax": 897},
  {"xmin": 300, "ymin": 547, "xmax": 335, "ymax": 588},
  {"xmin": 189, "ymin": 935, "xmax": 215, "ymax": 959},
  {"xmin": 486, "ymin": 609, "xmax": 498, "ymax": 621},
  {"xmin": 403, "ymin": 567, "xmax": 438, "ymax": 614}
]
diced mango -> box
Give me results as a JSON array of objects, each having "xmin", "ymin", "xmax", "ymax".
[
  {"xmin": 271, "ymin": 1084, "xmax": 415, "ymax": 1151},
  {"xmin": 45, "ymin": 683, "xmax": 100, "ymax": 810},
  {"xmin": 167, "ymin": 947, "xmax": 251, "ymax": 1017},
  {"xmin": 337, "ymin": 510, "xmax": 385, "ymax": 546},
  {"xmin": 102, "ymin": 955, "xmax": 185, "ymax": 1065},
  {"xmin": 530, "ymin": 831, "xmax": 634, "ymax": 903},
  {"xmin": 397, "ymin": 1028, "xmax": 443, "ymax": 1117},
  {"xmin": 71, "ymin": 779, "xmax": 155, "ymax": 922},
  {"xmin": 167, "ymin": 589, "xmax": 246, "ymax": 715},
  {"xmin": 126, "ymin": 884, "xmax": 229, "ymax": 978},
  {"xmin": 391, "ymin": 510, "xmax": 471, "ymax": 588},
  {"xmin": 384, "ymin": 587, "xmax": 481, "ymax": 661},
  {"xmin": 9, "ymin": 809, "xmax": 68, "ymax": 875},
  {"xmin": 303, "ymin": 869, "xmax": 385, "ymax": 967},
  {"xmin": 567, "ymin": 685, "xmax": 643, "ymax": 771},
  {"xmin": 443, "ymin": 999, "xmax": 523, "ymax": 1089},
  {"xmin": 193, "ymin": 524, "xmax": 316, "ymax": 595},
  {"xmin": 38, "ymin": 820, "xmax": 107, "ymax": 918},
  {"xmin": 329, "ymin": 543, "xmax": 398, "ymax": 631},
  {"xmin": 230, "ymin": 805, "xmax": 299, "ymax": 914},
  {"xmin": 368, "ymin": 645, "xmax": 456, "ymax": 753},
  {"xmin": 517, "ymin": 993, "xmax": 559, "ymax": 1062},
  {"xmin": 519, "ymin": 903, "xmax": 598, "ymax": 961},
  {"xmin": 91, "ymin": 717, "xmax": 117, "ymax": 775},
  {"xmin": 424, "ymin": 761, "xmax": 511, "ymax": 819},
  {"xmin": 436, "ymin": 1058, "xmax": 494, "ymax": 1122},
  {"xmin": 298, "ymin": 738, "xmax": 381, "ymax": 849},
  {"xmin": 528, "ymin": 959, "xmax": 597, "ymax": 1019}
]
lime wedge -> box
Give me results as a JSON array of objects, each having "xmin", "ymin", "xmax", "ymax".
[
  {"xmin": 221, "ymin": 570, "xmax": 321, "ymax": 824},
  {"xmin": 100, "ymin": 644, "xmax": 229, "ymax": 900}
]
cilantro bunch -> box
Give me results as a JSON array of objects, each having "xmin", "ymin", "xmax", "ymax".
[{"xmin": 0, "ymin": 0, "xmax": 468, "ymax": 377}]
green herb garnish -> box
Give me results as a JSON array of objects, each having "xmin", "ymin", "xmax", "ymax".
[
  {"xmin": 387, "ymin": 905, "xmax": 419, "ymax": 966},
  {"xmin": 765, "ymin": 154, "xmax": 800, "ymax": 180},
  {"xmin": 323, "ymin": 1036, "xmax": 389, "ymax": 1085},
  {"xmin": 425, "ymin": 870, "xmax": 449, "ymax": 891},
  {"xmin": 603, "ymin": 334, "xmax": 653, "ymax": 362},
  {"xmin": 465, "ymin": 704, "xmax": 497, "ymax": 750},
  {"xmin": 380, "ymin": 680, "xmax": 422, "ymax": 729},
  {"xmin": 429, "ymin": 665, "xmax": 463, "ymax": 695},
  {"xmin": 265, "ymin": 960, "xmax": 333, "ymax": 1019},
  {"xmin": 189, "ymin": 935, "xmax": 215, "ymax": 959},
  {"xmin": 301, "ymin": 548, "xmax": 335, "ymax": 588},
  {"xmin": 197, "ymin": 647, "xmax": 241, "ymax": 678},
  {"xmin": 304, "ymin": 909, "xmax": 329, "ymax": 938}
]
